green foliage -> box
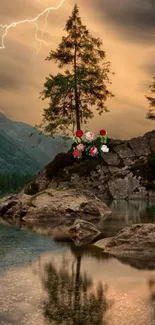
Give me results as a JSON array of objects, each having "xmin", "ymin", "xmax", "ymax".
[
  {"xmin": 72, "ymin": 134, "xmax": 108, "ymax": 159},
  {"xmin": 146, "ymin": 77, "xmax": 155, "ymax": 119},
  {"xmin": 149, "ymin": 151, "xmax": 155, "ymax": 166},
  {"xmin": 0, "ymin": 173, "xmax": 35, "ymax": 196},
  {"xmin": 45, "ymin": 152, "xmax": 75, "ymax": 180},
  {"xmin": 145, "ymin": 182, "xmax": 155, "ymax": 192},
  {"xmin": 67, "ymin": 156, "xmax": 103, "ymax": 177},
  {"xmin": 24, "ymin": 181, "xmax": 38, "ymax": 195},
  {"xmin": 131, "ymin": 152, "xmax": 155, "ymax": 185},
  {"xmin": 45, "ymin": 150, "xmax": 108, "ymax": 183},
  {"xmin": 40, "ymin": 4, "xmax": 114, "ymax": 135}
]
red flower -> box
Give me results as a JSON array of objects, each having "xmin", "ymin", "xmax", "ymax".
[
  {"xmin": 100, "ymin": 129, "xmax": 106, "ymax": 136},
  {"xmin": 75, "ymin": 129, "xmax": 83, "ymax": 138},
  {"xmin": 73, "ymin": 149, "xmax": 82, "ymax": 158}
]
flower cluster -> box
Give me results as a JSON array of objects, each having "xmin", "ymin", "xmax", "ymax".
[{"xmin": 72, "ymin": 129, "xmax": 109, "ymax": 159}]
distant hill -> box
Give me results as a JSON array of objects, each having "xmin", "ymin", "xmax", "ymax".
[{"xmin": 0, "ymin": 113, "xmax": 72, "ymax": 175}]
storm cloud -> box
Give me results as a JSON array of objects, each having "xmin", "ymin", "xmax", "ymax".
[
  {"xmin": 0, "ymin": 0, "xmax": 154, "ymax": 139},
  {"xmin": 92, "ymin": 0, "xmax": 155, "ymax": 43}
]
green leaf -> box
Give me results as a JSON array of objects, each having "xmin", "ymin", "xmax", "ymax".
[{"xmin": 39, "ymin": 4, "xmax": 114, "ymax": 135}]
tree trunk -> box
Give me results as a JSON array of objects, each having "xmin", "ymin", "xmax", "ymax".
[
  {"xmin": 74, "ymin": 15, "xmax": 81, "ymax": 130},
  {"xmin": 74, "ymin": 254, "xmax": 81, "ymax": 324}
]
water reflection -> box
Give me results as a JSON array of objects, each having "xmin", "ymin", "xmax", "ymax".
[
  {"xmin": 1, "ymin": 200, "xmax": 155, "ymax": 242},
  {"xmin": 41, "ymin": 249, "xmax": 111, "ymax": 325},
  {"xmin": 148, "ymin": 278, "xmax": 155, "ymax": 324},
  {"xmin": 101, "ymin": 200, "xmax": 155, "ymax": 237},
  {"xmin": 0, "ymin": 229, "xmax": 155, "ymax": 325}
]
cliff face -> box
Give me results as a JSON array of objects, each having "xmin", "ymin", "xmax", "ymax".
[{"xmin": 25, "ymin": 130, "xmax": 155, "ymax": 200}]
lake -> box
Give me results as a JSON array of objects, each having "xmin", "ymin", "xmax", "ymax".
[{"xmin": 0, "ymin": 199, "xmax": 155, "ymax": 325}]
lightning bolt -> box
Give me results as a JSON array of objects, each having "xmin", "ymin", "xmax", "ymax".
[
  {"xmin": 0, "ymin": 0, "xmax": 66, "ymax": 55},
  {"xmin": 32, "ymin": 10, "xmax": 50, "ymax": 59}
]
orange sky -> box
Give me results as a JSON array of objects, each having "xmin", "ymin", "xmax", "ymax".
[{"xmin": 0, "ymin": 0, "xmax": 155, "ymax": 139}]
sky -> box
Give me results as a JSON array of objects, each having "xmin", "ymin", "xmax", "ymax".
[{"xmin": 0, "ymin": 0, "xmax": 155, "ymax": 139}]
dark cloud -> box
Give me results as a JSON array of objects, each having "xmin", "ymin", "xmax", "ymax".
[
  {"xmin": 0, "ymin": 0, "xmax": 154, "ymax": 139},
  {"xmin": 0, "ymin": 0, "xmax": 40, "ymax": 24},
  {"xmin": 0, "ymin": 39, "xmax": 39, "ymax": 91},
  {"xmin": 92, "ymin": 0, "xmax": 155, "ymax": 43},
  {"xmin": 141, "ymin": 61, "xmax": 155, "ymax": 77},
  {"xmin": 139, "ymin": 52, "xmax": 155, "ymax": 89}
]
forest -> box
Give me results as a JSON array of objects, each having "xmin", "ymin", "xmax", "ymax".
[{"xmin": 0, "ymin": 173, "xmax": 35, "ymax": 196}]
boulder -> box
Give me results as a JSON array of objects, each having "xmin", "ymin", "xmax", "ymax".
[
  {"xmin": 0, "ymin": 194, "xmax": 19, "ymax": 216},
  {"xmin": 103, "ymin": 152, "xmax": 120, "ymax": 166},
  {"xmin": 0, "ymin": 189, "xmax": 111, "ymax": 227},
  {"xmin": 128, "ymin": 136, "xmax": 151, "ymax": 156},
  {"xmin": 103, "ymin": 224, "xmax": 155, "ymax": 262},
  {"xmin": 23, "ymin": 130, "xmax": 155, "ymax": 200},
  {"xmin": 68, "ymin": 219, "xmax": 101, "ymax": 246},
  {"xmin": 108, "ymin": 172, "xmax": 140, "ymax": 199},
  {"xmin": 114, "ymin": 143, "xmax": 135, "ymax": 160}
]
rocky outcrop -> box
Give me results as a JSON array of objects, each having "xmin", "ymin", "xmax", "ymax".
[
  {"xmin": 101, "ymin": 224, "xmax": 155, "ymax": 265},
  {"xmin": 25, "ymin": 130, "xmax": 155, "ymax": 200},
  {"xmin": 68, "ymin": 219, "xmax": 101, "ymax": 246},
  {"xmin": 0, "ymin": 189, "xmax": 111, "ymax": 227}
]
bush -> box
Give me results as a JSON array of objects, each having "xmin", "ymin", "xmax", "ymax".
[
  {"xmin": 45, "ymin": 151, "xmax": 75, "ymax": 180},
  {"xmin": 24, "ymin": 182, "xmax": 38, "ymax": 195}
]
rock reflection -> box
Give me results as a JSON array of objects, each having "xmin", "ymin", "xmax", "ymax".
[
  {"xmin": 101, "ymin": 200, "xmax": 155, "ymax": 238},
  {"xmin": 41, "ymin": 252, "xmax": 110, "ymax": 325}
]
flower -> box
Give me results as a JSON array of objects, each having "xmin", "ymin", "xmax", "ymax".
[
  {"xmin": 85, "ymin": 131, "xmax": 95, "ymax": 141},
  {"xmin": 72, "ymin": 129, "xmax": 109, "ymax": 159},
  {"xmin": 73, "ymin": 149, "xmax": 82, "ymax": 158},
  {"xmin": 77, "ymin": 143, "xmax": 85, "ymax": 151},
  {"xmin": 75, "ymin": 129, "xmax": 83, "ymax": 138},
  {"xmin": 90, "ymin": 146, "xmax": 98, "ymax": 156},
  {"xmin": 101, "ymin": 145, "xmax": 109, "ymax": 152},
  {"xmin": 100, "ymin": 129, "xmax": 107, "ymax": 136}
]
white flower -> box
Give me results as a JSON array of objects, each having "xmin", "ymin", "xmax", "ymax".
[
  {"xmin": 101, "ymin": 145, "xmax": 109, "ymax": 152},
  {"xmin": 85, "ymin": 131, "xmax": 95, "ymax": 141}
]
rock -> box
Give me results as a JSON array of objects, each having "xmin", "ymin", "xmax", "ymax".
[
  {"xmin": 108, "ymin": 166, "xmax": 120, "ymax": 175},
  {"xmin": 103, "ymin": 223, "xmax": 155, "ymax": 261},
  {"xmin": 68, "ymin": 219, "xmax": 101, "ymax": 246},
  {"xmin": 0, "ymin": 189, "xmax": 111, "ymax": 226},
  {"xmin": 35, "ymin": 167, "xmax": 50, "ymax": 192},
  {"xmin": 123, "ymin": 157, "xmax": 137, "ymax": 166},
  {"xmin": 114, "ymin": 143, "xmax": 135, "ymax": 159},
  {"xmin": 103, "ymin": 152, "xmax": 120, "ymax": 166},
  {"xmin": 144, "ymin": 130, "xmax": 155, "ymax": 151},
  {"xmin": 0, "ymin": 194, "xmax": 19, "ymax": 216},
  {"xmin": 115, "ymin": 166, "xmax": 130, "ymax": 177},
  {"xmin": 129, "ymin": 136, "xmax": 151, "ymax": 156},
  {"xmin": 108, "ymin": 173, "xmax": 140, "ymax": 199},
  {"xmin": 24, "ymin": 130, "xmax": 155, "ymax": 200}
]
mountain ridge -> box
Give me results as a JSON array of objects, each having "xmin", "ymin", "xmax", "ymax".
[{"xmin": 0, "ymin": 113, "xmax": 72, "ymax": 175}]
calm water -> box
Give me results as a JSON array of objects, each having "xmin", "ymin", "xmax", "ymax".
[{"xmin": 0, "ymin": 200, "xmax": 155, "ymax": 325}]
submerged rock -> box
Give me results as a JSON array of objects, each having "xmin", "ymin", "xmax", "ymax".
[{"xmin": 68, "ymin": 219, "xmax": 101, "ymax": 246}]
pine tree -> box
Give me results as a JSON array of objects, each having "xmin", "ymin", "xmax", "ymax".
[
  {"xmin": 146, "ymin": 77, "xmax": 155, "ymax": 119},
  {"xmin": 40, "ymin": 4, "xmax": 114, "ymax": 135}
]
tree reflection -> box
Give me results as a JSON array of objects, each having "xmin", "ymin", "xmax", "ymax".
[
  {"xmin": 148, "ymin": 278, "xmax": 155, "ymax": 323},
  {"xmin": 42, "ymin": 253, "xmax": 110, "ymax": 325}
]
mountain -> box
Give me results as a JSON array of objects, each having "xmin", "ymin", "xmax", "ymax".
[{"xmin": 0, "ymin": 113, "xmax": 72, "ymax": 175}]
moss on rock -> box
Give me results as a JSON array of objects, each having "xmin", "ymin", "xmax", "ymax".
[{"xmin": 24, "ymin": 182, "xmax": 38, "ymax": 195}]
